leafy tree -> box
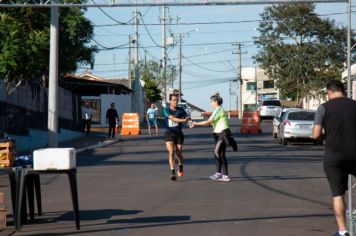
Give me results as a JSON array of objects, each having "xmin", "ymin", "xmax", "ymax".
[
  {"xmin": 254, "ymin": 3, "xmax": 354, "ymax": 101},
  {"xmin": 141, "ymin": 67, "xmax": 162, "ymax": 103},
  {"xmin": 0, "ymin": 6, "xmax": 97, "ymax": 86}
]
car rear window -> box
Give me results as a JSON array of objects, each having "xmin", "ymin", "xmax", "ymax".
[
  {"xmin": 288, "ymin": 112, "xmax": 315, "ymax": 121},
  {"xmin": 262, "ymin": 101, "xmax": 281, "ymax": 106}
]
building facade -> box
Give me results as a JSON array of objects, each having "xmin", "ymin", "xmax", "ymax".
[{"xmin": 241, "ymin": 67, "xmax": 279, "ymax": 110}]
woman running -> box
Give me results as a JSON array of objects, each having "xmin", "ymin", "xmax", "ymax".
[
  {"xmin": 163, "ymin": 94, "xmax": 190, "ymax": 181},
  {"xmin": 192, "ymin": 93, "xmax": 236, "ymax": 182}
]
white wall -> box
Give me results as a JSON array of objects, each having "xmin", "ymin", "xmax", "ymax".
[
  {"xmin": 82, "ymin": 94, "xmax": 133, "ymax": 127},
  {"xmin": 302, "ymin": 95, "xmax": 327, "ymax": 110},
  {"xmin": 101, "ymin": 94, "xmax": 132, "ymax": 126}
]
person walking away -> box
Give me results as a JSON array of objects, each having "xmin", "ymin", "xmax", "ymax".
[
  {"xmin": 313, "ymin": 80, "xmax": 356, "ymax": 236},
  {"xmin": 106, "ymin": 102, "xmax": 119, "ymax": 139},
  {"xmin": 163, "ymin": 94, "xmax": 190, "ymax": 181},
  {"xmin": 192, "ymin": 93, "xmax": 237, "ymax": 182},
  {"xmin": 146, "ymin": 104, "xmax": 159, "ymax": 135},
  {"xmin": 82, "ymin": 102, "xmax": 93, "ymax": 136}
]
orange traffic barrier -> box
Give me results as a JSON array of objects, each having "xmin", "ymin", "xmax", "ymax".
[
  {"xmin": 121, "ymin": 113, "xmax": 140, "ymax": 136},
  {"xmin": 0, "ymin": 141, "xmax": 16, "ymax": 167},
  {"xmin": 240, "ymin": 111, "xmax": 262, "ymax": 134}
]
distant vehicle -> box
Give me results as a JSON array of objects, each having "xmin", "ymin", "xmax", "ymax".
[
  {"xmin": 272, "ymin": 107, "xmax": 302, "ymax": 138},
  {"xmin": 278, "ymin": 110, "xmax": 317, "ymax": 145},
  {"xmin": 178, "ymin": 102, "xmax": 191, "ymax": 117},
  {"xmin": 259, "ymin": 100, "xmax": 282, "ymax": 119}
]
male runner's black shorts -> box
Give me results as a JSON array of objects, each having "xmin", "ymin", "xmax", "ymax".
[
  {"xmin": 324, "ymin": 160, "xmax": 356, "ymax": 197},
  {"xmin": 164, "ymin": 131, "xmax": 184, "ymax": 145}
]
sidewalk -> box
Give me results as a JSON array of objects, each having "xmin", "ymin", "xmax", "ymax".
[{"xmin": 59, "ymin": 131, "xmax": 119, "ymax": 154}]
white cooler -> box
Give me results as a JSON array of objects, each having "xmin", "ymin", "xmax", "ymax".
[{"xmin": 33, "ymin": 148, "xmax": 76, "ymax": 170}]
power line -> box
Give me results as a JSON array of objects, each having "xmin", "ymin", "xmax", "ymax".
[
  {"xmin": 92, "ymin": 39, "xmax": 130, "ymax": 50},
  {"xmin": 92, "ymin": 0, "xmax": 137, "ymax": 25},
  {"xmin": 139, "ymin": 12, "xmax": 163, "ymax": 48},
  {"xmin": 184, "ymin": 57, "xmax": 235, "ymax": 73},
  {"xmin": 93, "ymin": 11, "xmax": 354, "ymax": 27}
]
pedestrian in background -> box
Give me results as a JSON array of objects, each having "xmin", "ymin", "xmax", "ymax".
[
  {"xmin": 313, "ymin": 80, "xmax": 356, "ymax": 236},
  {"xmin": 81, "ymin": 102, "xmax": 93, "ymax": 136},
  {"xmin": 163, "ymin": 94, "xmax": 190, "ymax": 181},
  {"xmin": 106, "ymin": 102, "xmax": 119, "ymax": 139},
  {"xmin": 146, "ymin": 104, "xmax": 159, "ymax": 135},
  {"xmin": 192, "ymin": 92, "xmax": 237, "ymax": 182}
]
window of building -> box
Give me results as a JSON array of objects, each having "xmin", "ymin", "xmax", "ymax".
[
  {"xmin": 246, "ymin": 82, "xmax": 257, "ymax": 91},
  {"xmin": 263, "ymin": 80, "xmax": 274, "ymax": 89}
]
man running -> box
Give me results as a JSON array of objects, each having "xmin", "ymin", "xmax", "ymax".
[{"xmin": 163, "ymin": 94, "xmax": 190, "ymax": 181}]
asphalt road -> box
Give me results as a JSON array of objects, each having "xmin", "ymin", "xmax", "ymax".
[{"xmin": 1, "ymin": 120, "xmax": 341, "ymax": 236}]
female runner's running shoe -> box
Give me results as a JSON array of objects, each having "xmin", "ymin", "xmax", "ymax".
[{"xmin": 209, "ymin": 172, "xmax": 222, "ymax": 180}]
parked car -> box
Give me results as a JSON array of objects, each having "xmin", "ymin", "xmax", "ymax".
[
  {"xmin": 178, "ymin": 102, "xmax": 191, "ymax": 117},
  {"xmin": 278, "ymin": 110, "xmax": 317, "ymax": 145},
  {"xmin": 272, "ymin": 107, "xmax": 302, "ymax": 138},
  {"xmin": 259, "ymin": 100, "xmax": 282, "ymax": 119}
]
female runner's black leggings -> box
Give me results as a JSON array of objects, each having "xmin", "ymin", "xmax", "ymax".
[{"xmin": 213, "ymin": 132, "xmax": 228, "ymax": 175}]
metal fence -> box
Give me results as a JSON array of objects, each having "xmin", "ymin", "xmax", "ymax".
[{"xmin": 0, "ymin": 80, "xmax": 81, "ymax": 137}]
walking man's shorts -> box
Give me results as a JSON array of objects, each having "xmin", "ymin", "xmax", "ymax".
[{"xmin": 324, "ymin": 160, "xmax": 356, "ymax": 197}]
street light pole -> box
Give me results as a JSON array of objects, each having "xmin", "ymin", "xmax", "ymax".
[{"xmin": 161, "ymin": 6, "xmax": 167, "ymax": 107}]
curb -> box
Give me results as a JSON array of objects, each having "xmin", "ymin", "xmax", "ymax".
[{"xmin": 76, "ymin": 139, "xmax": 119, "ymax": 154}]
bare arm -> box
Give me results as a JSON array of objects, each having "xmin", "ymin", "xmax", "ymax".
[
  {"xmin": 312, "ymin": 125, "xmax": 323, "ymax": 140},
  {"xmin": 193, "ymin": 119, "xmax": 212, "ymax": 127},
  {"xmin": 168, "ymin": 115, "xmax": 188, "ymax": 123}
]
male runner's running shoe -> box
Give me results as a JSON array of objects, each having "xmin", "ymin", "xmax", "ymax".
[
  {"xmin": 334, "ymin": 232, "xmax": 350, "ymax": 236},
  {"xmin": 178, "ymin": 165, "xmax": 184, "ymax": 177},
  {"xmin": 218, "ymin": 175, "xmax": 231, "ymax": 182},
  {"xmin": 171, "ymin": 174, "xmax": 177, "ymax": 181},
  {"xmin": 209, "ymin": 172, "xmax": 222, "ymax": 180}
]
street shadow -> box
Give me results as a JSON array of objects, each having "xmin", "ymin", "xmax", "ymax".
[
  {"xmin": 26, "ymin": 209, "xmax": 143, "ymax": 225},
  {"xmin": 28, "ymin": 213, "xmax": 332, "ymax": 236}
]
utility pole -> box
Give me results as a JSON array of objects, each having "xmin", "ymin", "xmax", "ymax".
[
  {"xmin": 144, "ymin": 50, "xmax": 147, "ymax": 69},
  {"xmin": 134, "ymin": 9, "xmax": 141, "ymax": 114},
  {"xmin": 179, "ymin": 33, "xmax": 182, "ymax": 102},
  {"xmin": 255, "ymin": 66, "xmax": 258, "ymax": 106},
  {"xmin": 48, "ymin": 7, "xmax": 59, "ymax": 147},
  {"xmin": 347, "ymin": 0, "xmax": 353, "ymax": 235},
  {"xmin": 128, "ymin": 34, "xmax": 132, "ymax": 89},
  {"xmin": 228, "ymin": 79, "xmax": 231, "ymax": 119},
  {"xmin": 161, "ymin": 6, "xmax": 167, "ymax": 107},
  {"xmin": 233, "ymin": 43, "xmax": 243, "ymax": 119}
]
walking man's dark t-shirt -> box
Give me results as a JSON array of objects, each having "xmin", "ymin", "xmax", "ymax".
[{"xmin": 314, "ymin": 97, "xmax": 356, "ymax": 160}]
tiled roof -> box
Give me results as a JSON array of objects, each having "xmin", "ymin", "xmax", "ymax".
[{"xmin": 103, "ymin": 79, "xmax": 130, "ymax": 88}]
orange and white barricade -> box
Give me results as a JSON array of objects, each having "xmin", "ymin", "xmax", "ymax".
[
  {"xmin": 121, "ymin": 113, "xmax": 140, "ymax": 136},
  {"xmin": 240, "ymin": 111, "xmax": 262, "ymax": 134}
]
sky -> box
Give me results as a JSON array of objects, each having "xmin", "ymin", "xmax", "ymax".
[{"xmin": 78, "ymin": 3, "xmax": 355, "ymax": 111}]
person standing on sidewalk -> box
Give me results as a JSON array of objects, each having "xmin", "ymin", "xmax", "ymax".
[
  {"xmin": 313, "ymin": 80, "xmax": 356, "ymax": 236},
  {"xmin": 82, "ymin": 102, "xmax": 93, "ymax": 136},
  {"xmin": 146, "ymin": 104, "xmax": 159, "ymax": 135},
  {"xmin": 163, "ymin": 94, "xmax": 190, "ymax": 181},
  {"xmin": 192, "ymin": 93, "xmax": 237, "ymax": 182},
  {"xmin": 106, "ymin": 102, "xmax": 119, "ymax": 139}
]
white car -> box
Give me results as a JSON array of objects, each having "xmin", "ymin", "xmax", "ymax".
[
  {"xmin": 178, "ymin": 102, "xmax": 191, "ymax": 117},
  {"xmin": 278, "ymin": 110, "xmax": 317, "ymax": 145},
  {"xmin": 272, "ymin": 107, "xmax": 302, "ymax": 138},
  {"xmin": 259, "ymin": 100, "xmax": 282, "ymax": 119}
]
